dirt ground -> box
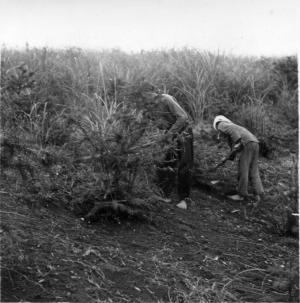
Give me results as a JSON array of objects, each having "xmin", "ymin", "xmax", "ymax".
[{"xmin": 1, "ymin": 142, "xmax": 299, "ymax": 302}]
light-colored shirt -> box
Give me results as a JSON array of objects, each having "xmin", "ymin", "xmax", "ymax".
[
  {"xmin": 149, "ymin": 94, "xmax": 189, "ymax": 134},
  {"xmin": 218, "ymin": 121, "xmax": 259, "ymax": 148}
]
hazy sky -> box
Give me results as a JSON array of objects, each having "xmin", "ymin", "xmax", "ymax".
[{"xmin": 0, "ymin": 0, "xmax": 299, "ymax": 56}]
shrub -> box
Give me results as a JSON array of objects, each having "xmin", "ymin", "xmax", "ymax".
[{"xmin": 65, "ymin": 95, "xmax": 168, "ymax": 219}]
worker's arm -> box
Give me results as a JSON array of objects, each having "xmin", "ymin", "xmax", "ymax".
[
  {"xmin": 162, "ymin": 94, "xmax": 189, "ymax": 135},
  {"xmin": 217, "ymin": 122, "xmax": 241, "ymax": 148},
  {"xmin": 228, "ymin": 139, "xmax": 243, "ymax": 161},
  {"xmin": 168, "ymin": 116, "xmax": 189, "ymax": 135},
  {"xmin": 209, "ymin": 140, "xmax": 243, "ymax": 171}
]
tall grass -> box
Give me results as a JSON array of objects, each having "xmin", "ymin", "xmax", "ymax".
[
  {"xmin": 3, "ymin": 47, "xmax": 296, "ymax": 122},
  {"xmin": 0, "ymin": 46, "xmax": 298, "ymax": 213},
  {"xmin": 165, "ymin": 50, "xmax": 220, "ymax": 124}
]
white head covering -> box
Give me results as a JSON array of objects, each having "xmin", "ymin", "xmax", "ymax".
[{"xmin": 213, "ymin": 115, "xmax": 232, "ymax": 130}]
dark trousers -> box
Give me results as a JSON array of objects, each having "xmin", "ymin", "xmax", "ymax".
[{"xmin": 157, "ymin": 127, "xmax": 193, "ymax": 200}]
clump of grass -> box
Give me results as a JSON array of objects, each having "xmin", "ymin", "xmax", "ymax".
[
  {"xmin": 239, "ymin": 97, "xmax": 267, "ymax": 137},
  {"xmin": 165, "ymin": 49, "xmax": 219, "ymax": 125}
]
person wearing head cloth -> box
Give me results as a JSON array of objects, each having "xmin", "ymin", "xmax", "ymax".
[
  {"xmin": 139, "ymin": 84, "xmax": 194, "ymax": 205},
  {"xmin": 213, "ymin": 115, "xmax": 264, "ymax": 202}
]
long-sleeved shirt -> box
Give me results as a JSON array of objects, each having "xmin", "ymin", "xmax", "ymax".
[
  {"xmin": 218, "ymin": 121, "xmax": 259, "ymax": 148},
  {"xmin": 148, "ymin": 94, "xmax": 190, "ymax": 134}
]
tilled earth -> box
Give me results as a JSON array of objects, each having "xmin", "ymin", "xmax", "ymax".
[{"xmin": 1, "ymin": 151, "xmax": 299, "ymax": 302}]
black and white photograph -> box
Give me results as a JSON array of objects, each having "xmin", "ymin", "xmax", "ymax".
[{"xmin": 0, "ymin": 0, "xmax": 299, "ymax": 302}]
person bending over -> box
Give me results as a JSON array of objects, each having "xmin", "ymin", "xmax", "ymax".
[
  {"xmin": 213, "ymin": 115, "xmax": 264, "ymax": 202},
  {"xmin": 140, "ymin": 86, "xmax": 194, "ymax": 204}
]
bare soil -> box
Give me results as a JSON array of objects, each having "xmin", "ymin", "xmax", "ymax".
[{"xmin": 1, "ymin": 144, "xmax": 299, "ymax": 302}]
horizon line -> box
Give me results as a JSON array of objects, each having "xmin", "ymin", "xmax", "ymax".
[{"xmin": 1, "ymin": 43, "xmax": 298, "ymax": 59}]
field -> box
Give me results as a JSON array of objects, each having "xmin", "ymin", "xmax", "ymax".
[{"xmin": 0, "ymin": 47, "xmax": 299, "ymax": 302}]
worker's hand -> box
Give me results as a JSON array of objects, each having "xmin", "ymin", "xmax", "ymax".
[
  {"xmin": 229, "ymin": 153, "xmax": 236, "ymax": 161},
  {"xmin": 221, "ymin": 156, "xmax": 227, "ymax": 162},
  {"xmin": 233, "ymin": 140, "xmax": 242, "ymax": 152}
]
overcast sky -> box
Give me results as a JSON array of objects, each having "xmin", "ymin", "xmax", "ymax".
[{"xmin": 0, "ymin": 0, "xmax": 299, "ymax": 56}]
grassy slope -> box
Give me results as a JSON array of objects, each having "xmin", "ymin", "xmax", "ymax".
[{"xmin": 0, "ymin": 48, "xmax": 298, "ymax": 302}]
